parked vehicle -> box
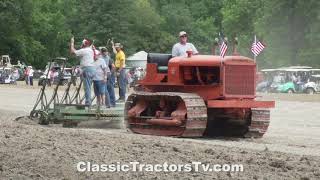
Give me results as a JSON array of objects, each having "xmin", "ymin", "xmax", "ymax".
[
  {"xmin": 259, "ymin": 68, "xmax": 313, "ymax": 94},
  {"xmin": 38, "ymin": 64, "xmax": 72, "ymax": 86},
  {"xmin": 0, "ymin": 67, "xmax": 17, "ymax": 84},
  {"xmin": 276, "ymin": 82, "xmax": 295, "ymax": 93},
  {"xmin": 303, "ymin": 75, "xmax": 320, "ymax": 94}
]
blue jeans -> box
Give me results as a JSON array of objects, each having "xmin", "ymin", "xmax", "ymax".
[
  {"xmin": 29, "ymin": 76, "xmax": 33, "ymax": 86},
  {"xmin": 81, "ymin": 66, "xmax": 95, "ymax": 105},
  {"xmin": 25, "ymin": 76, "xmax": 28, "ymax": 85},
  {"xmin": 117, "ymin": 68, "xmax": 126, "ymax": 99},
  {"xmin": 93, "ymin": 80, "xmax": 106, "ymax": 96},
  {"xmin": 107, "ymin": 72, "xmax": 116, "ymax": 106}
]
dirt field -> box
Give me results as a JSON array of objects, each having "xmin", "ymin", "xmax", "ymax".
[{"xmin": 0, "ymin": 84, "xmax": 320, "ymax": 179}]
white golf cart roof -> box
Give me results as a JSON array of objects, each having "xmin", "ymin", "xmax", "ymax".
[
  {"xmin": 311, "ymin": 69, "xmax": 320, "ymax": 72},
  {"xmin": 261, "ymin": 66, "xmax": 316, "ymax": 73},
  {"xmin": 284, "ymin": 68, "xmax": 311, "ymax": 72},
  {"xmin": 286, "ymin": 66, "xmax": 312, "ymax": 69},
  {"xmin": 261, "ymin": 69, "xmax": 279, "ymax": 72}
]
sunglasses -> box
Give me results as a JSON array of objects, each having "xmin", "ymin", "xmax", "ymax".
[{"xmin": 180, "ymin": 35, "xmax": 187, "ymax": 38}]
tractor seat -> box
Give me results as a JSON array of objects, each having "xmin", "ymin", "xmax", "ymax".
[{"xmin": 147, "ymin": 53, "xmax": 172, "ymax": 73}]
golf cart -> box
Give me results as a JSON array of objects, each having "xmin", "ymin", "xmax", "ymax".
[
  {"xmin": 277, "ymin": 69, "xmax": 309, "ymax": 93},
  {"xmin": 256, "ymin": 69, "xmax": 277, "ymax": 92},
  {"xmin": 268, "ymin": 72, "xmax": 296, "ymax": 93},
  {"xmin": 275, "ymin": 81, "xmax": 296, "ymax": 93},
  {"xmin": 0, "ymin": 67, "xmax": 17, "ymax": 84},
  {"xmin": 38, "ymin": 58, "xmax": 72, "ymax": 86},
  {"xmin": 303, "ymin": 75, "xmax": 320, "ymax": 94}
]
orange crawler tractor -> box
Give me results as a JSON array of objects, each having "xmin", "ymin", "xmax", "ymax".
[{"xmin": 125, "ymin": 53, "xmax": 275, "ymax": 138}]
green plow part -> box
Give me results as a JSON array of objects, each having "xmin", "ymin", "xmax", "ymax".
[{"xmin": 45, "ymin": 103, "xmax": 125, "ymax": 127}]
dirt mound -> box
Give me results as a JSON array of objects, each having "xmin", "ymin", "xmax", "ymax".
[
  {"xmin": 15, "ymin": 115, "xmax": 124, "ymax": 129},
  {"xmin": 14, "ymin": 116, "xmax": 39, "ymax": 125},
  {"xmin": 77, "ymin": 118, "xmax": 124, "ymax": 129}
]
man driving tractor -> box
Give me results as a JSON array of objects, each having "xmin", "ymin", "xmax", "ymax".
[{"xmin": 172, "ymin": 31, "xmax": 198, "ymax": 57}]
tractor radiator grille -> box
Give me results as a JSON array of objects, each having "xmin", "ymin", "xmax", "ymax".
[{"xmin": 224, "ymin": 65, "xmax": 255, "ymax": 96}]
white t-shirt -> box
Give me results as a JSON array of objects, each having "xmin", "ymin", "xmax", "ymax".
[
  {"xmin": 93, "ymin": 58, "xmax": 108, "ymax": 81},
  {"xmin": 29, "ymin": 69, "xmax": 34, "ymax": 76},
  {"xmin": 172, "ymin": 42, "xmax": 198, "ymax": 57},
  {"xmin": 74, "ymin": 47, "xmax": 94, "ymax": 67}
]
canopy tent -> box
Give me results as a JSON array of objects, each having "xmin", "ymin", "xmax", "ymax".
[{"xmin": 126, "ymin": 51, "xmax": 148, "ymax": 68}]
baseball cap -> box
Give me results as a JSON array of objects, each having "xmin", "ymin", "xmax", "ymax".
[
  {"xmin": 114, "ymin": 43, "xmax": 122, "ymax": 48},
  {"xmin": 179, "ymin": 31, "xmax": 187, "ymax": 37},
  {"xmin": 100, "ymin": 47, "xmax": 107, "ymax": 52}
]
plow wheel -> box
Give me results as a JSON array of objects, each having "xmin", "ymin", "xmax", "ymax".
[{"xmin": 125, "ymin": 92, "xmax": 207, "ymax": 137}]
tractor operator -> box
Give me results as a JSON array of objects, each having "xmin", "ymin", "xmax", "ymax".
[
  {"xmin": 172, "ymin": 31, "xmax": 198, "ymax": 57},
  {"xmin": 70, "ymin": 37, "xmax": 95, "ymax": 106},
  {"xmin": 111, "ymin": 41, "xmax": 126, "ymax": 102}
]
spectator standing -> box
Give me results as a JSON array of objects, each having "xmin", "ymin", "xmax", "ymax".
[
  {"xmin": 106, "ymin": 54, "xmax": 116, "ymax": 107},
  {"xmin": 28, "ymin": 66, "xmax": 34, "ymax": 86},
  {"xmin": 100, "ymin": 47, "xmax": 111, "ymax": 108},
  {"xmin": 111, "ymin": 41, "xmax": 126, "ymax": 102},
  {"xmin": 48, "ymin": 68, "xmax": 54, "ymax": 86},
  {"xmin": 12, "ymin": 68, "xmax": 20, "ymax": 81},
  {"xmin": 93, "ymin": 50, "xmax": 108, "ymax": 107},
  {"xmin": 70, "ymin": 37, "xmax": 95, "ymax": 105},
  {"xmin": 24, "ymin": 67, "xmax": 29, "ymax": 85}
]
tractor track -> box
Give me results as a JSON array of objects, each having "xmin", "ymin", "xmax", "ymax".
[{"xmin": 125, "ymin": 91, "xmax": 207, "ymax": 137}]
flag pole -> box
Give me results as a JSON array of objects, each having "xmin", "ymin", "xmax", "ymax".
[
  {"xmin": 219, "ymin": 32, "xmax": 222, "ymax": 67},
  {"xmin": 254, "ymin": 35, "xmax": 257, "ymax": 62},
  {"xmin": 254, "ymin": 35, "xmax": 259, "ymax": 72}
]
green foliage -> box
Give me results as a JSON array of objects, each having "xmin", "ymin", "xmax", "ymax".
[{"xmin": 0, "ymin": 0, "xmax": 319, "ymax": 69}]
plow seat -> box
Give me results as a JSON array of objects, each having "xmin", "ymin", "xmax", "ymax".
[{"xmin": 147, "ymin": 53, "xmax": 172, "ymax": 73}]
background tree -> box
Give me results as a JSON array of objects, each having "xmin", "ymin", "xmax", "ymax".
[{"xmin": 0, "ymin": 0, "xmax": 319, "ymax": 69}]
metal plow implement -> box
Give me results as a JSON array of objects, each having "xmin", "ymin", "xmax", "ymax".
[{"xmin": 28, "ymin": 57, "xmax": 124, "ymax": 128}]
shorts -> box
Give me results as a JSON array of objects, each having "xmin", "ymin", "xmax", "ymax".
[{"xmin": 93, "ymin": 80, "xmax": 106, "ymax": 96}]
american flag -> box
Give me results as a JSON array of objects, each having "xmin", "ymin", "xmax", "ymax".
[
  {"xmin": 220, "ymin": 41, "xmax": 228, "ymax": 58},
  {"xmin": 251, "ymin": 40, "xmax": 265, "ymax": 56}
]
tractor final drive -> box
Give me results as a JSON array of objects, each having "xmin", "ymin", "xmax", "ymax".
[{"xmin": 125, "ymin": 53, "xmax": 275, "ymax": 138}]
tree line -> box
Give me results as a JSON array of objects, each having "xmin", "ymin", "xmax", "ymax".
[{"xmin": 0, "ymin": 0, "xmax": 319, "ymax": 69}]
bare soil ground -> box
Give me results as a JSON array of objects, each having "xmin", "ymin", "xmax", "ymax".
[{"xmin": 0, "ymin": 84, "xmax": 320, "ymax": 179}]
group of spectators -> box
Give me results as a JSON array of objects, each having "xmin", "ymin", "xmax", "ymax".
[
  {"xmin": 69, "ymin": 30, "xmax": 198, "ymax": 108},
  {"xmin": 24, "ymin": 66, "xmax": 34, "ymax": 86},
  {"xmin": 70, "ymin": 37, "xmax": 127, "ymax": 108}
]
